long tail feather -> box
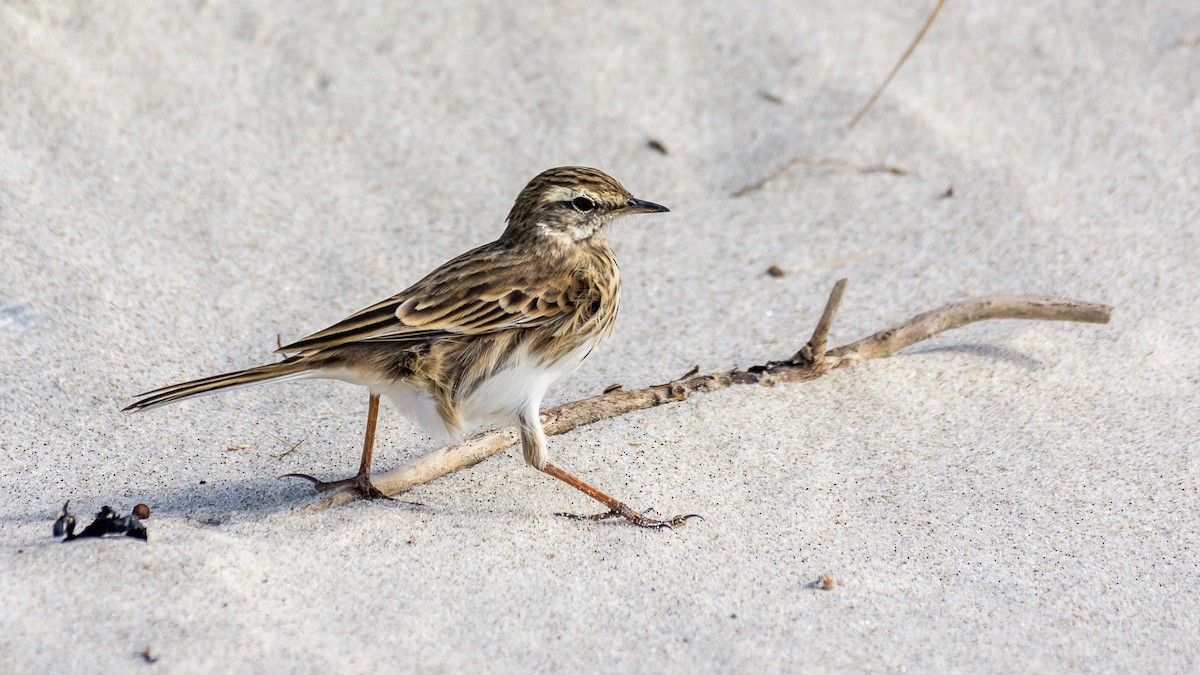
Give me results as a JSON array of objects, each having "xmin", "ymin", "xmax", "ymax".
[{"xmin": 123, "ymin": 357, "xmax": 313, "ymax": 412}]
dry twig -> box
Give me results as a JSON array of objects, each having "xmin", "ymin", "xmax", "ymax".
[{"xmin": 295, "ymin": 279, "xmax": 1110, "ymax": 514}]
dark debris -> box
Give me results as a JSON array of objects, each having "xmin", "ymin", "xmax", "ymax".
[
  {"xmin": 54, "ymin": 501, "xmax": 148, "ymax": 542},
  {"xmin": 646, "ymin": 139, "xmax": 669, "ymax": 155}
]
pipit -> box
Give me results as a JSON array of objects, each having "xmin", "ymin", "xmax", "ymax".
[{"xmin": 125, "ymin": 166, "xmax": 698, "ymax": 529}]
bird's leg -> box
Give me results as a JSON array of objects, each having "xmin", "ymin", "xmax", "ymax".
[
  {"xmin": 285, "ymin": 393, "xmax": 391, "ymax": 500},
  {"xmin": 540, "ymin": 463, "xmax": 701, "ymax": 529}
]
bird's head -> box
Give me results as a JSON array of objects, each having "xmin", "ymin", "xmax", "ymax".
[{"xmin": 503, "ymin": 166, "xmax": 668, "ymax": 244}]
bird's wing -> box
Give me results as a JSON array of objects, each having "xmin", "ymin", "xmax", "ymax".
[{"xmin": 277, "ymin": 247, "xmax": 580, "ymax": 353}]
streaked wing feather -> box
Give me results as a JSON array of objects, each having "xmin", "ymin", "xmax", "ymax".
[{"xmin": 277, "ymin": 251, "xmax": 578, "ymax": 353}]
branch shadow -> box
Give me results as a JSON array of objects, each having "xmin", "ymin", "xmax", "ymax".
[
  {"xmin": 10, "ymin": 474, "xmax": 429, "ymax": 533},
  {"xmin": 901, "ymin": 342, "xmax": 1045, "ymax": 370}
]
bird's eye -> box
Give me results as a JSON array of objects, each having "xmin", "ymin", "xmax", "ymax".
[{"xmin": 571, "ymin": 196, "xmax": 596, "ymax": 212}]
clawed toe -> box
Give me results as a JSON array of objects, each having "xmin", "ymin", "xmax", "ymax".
[
  {"xmin": 555, "ymin": 508, "xmax": 624, "ymax": 522},
  {"xmin": 281, "ymin": 393, "xmax": 395, "ymax": 502},
  {"xmin": 636, "ymin": 512, "xmax": 702, "ymax": 529},
  {"xmin": 555, "ymin": 506, "xmax": 702, "ymax": 530},
  {"xmin": 282, "ymin": 472, "xmax": 322, "ymax": 487},
  {"xmin": 282, "ymin": 472, "xmax": 392, "ymax": 500},
  {"xmin": 356, "ymin": 481, "xmax": 392, "ymax": 501},
  {"xmin": 539, "ymin": 463, "xmax": 700, "ymax": 530}
]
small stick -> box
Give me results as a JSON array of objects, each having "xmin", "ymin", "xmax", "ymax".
[
  {"xmin": 792, "ymin": 278, "xmax": 847, "ymax": 367},
  {"xmin": 848, "ymin": 0, "xmax": 949, "ymax": 129},
  {"xmin": 296, "ymin": 282, "xmax": 1111, "ymax": 514}
]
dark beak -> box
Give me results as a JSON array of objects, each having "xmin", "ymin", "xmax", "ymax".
[{"xmin": 622, "ymin": 197, "xmax": 670, "ymax": 215}]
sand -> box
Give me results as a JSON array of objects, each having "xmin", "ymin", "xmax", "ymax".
[{"xmin": 1, "ymin": 1, "xmax": 1197, "ymax": 672}]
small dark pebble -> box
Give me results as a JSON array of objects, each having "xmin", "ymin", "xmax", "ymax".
[
  {"xmin": 646, "ymin": 139, "xmax": 668, "ymax": 155},
  {"xmin": 766, "ymin": 265, "xmax": 786, "ymax": 278},
  {"xmin": 759, "ymin": 90, "xmax": 784, "ymax": 104},
  {"xmin": 940, "ymin": 186, "xmax": 955, "ymax": 198}
]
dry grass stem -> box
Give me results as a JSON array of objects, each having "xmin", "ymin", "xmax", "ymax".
[
  {"xmin": 732, "ymin": 156, "xmax": 906, "ymax": 198},
  {"xmin": 848, "ymin": 0, "xmax": 949, "ymax": 129},
  {"xmin": 271, "ymin": 435, "xmax": 308, "ymax": 460}
]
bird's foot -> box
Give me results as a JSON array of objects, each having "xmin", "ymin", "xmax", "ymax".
[
  {"xmin": 283, "ymin": 472, "xmax": 392, "ymax": 500},
  {"xmin": 555, "ymin": 505, "xmax": 703, "ymax": 530}
]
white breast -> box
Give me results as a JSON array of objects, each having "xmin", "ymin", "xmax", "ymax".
[
  {"xmin": 319, "ymin": 366, "xmax": 454, "ymax": 440},
  {"xmin": 319, "ymin": 339, "xmax": 600, "ymax": 442},
  {"xmin": 458, "ymin": 339, "xmax": 598, "ymax": 429}
]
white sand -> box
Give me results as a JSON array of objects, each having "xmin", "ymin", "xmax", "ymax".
[{"xmin": 2, "ymin": 2, "xmax": 1197, "ymax": 671}]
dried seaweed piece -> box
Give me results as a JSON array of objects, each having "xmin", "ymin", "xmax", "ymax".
[
  {"xmin": 55, "ymin": 504, "xmax": 148, "ymax": 542},
  {"xmin": 52, "ymin": 501, "xmax": 75, "ymax": 537}
]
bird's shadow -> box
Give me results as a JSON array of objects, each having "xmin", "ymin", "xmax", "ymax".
[{"xmin": 15, "ymin": 474, "xmax": 429, "ymax": 534}]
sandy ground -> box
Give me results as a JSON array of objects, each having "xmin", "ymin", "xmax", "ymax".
[{"xmin": 2, "ymin": 1, "xmax": 1197, "ymax": 672}]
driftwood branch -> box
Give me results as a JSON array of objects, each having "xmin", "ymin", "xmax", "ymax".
[{"xmin": 295, "ymin": 280, "xmax": 1111, "ymax": 514}]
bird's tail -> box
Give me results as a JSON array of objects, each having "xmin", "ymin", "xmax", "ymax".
[{"xmin": 123, "ymin": 357, "xmax": 313, "ymax": 413}]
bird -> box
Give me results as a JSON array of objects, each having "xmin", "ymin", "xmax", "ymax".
[{"xmin": 124, "ymin": 166, "xmax": 698, "ymax": 529}]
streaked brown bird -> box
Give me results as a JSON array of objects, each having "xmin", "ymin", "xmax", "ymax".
[{"xmin": 125, "ymin": 166, "xmax": 697, "ymax": 528}]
